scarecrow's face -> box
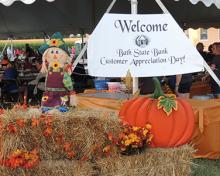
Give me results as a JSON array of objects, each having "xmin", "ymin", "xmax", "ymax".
[{"xmin": 43, "ymin": 47, "xmax": 70, "ymax": 69}]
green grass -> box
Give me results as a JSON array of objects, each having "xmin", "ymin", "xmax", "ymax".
[
  {"xmin": 0, "ymin": 41, "xmax": 75, "ymax": 51},
  {"xmin": 191, "ymin": 158, "xmax": 220, "ymax": 176}
]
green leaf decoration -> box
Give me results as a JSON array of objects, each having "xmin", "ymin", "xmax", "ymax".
[
  {"xmin": 157, "ymin": 94, "xmax": 177, "ymax": 116},
  {"xmin": 63, "ymin": 72, "xmax": 73, "ymax": 91}
]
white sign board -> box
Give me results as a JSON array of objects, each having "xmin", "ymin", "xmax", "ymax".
[{"xmin": 87, "ymin": 13, "xmax": 204, "ymax": 77}]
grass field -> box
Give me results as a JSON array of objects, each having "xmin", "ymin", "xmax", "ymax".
[{"xmin": 191, "ymin": 158, "xmax": 220, "ymax": 176}]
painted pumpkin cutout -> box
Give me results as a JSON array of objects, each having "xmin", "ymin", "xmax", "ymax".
[{"xmin": 119, "ymin": 78, "xmax": 195, "ymax": 148}]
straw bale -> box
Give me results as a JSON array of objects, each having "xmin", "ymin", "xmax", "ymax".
[
  {"xmin": 0, "ymin": 108, "xmax": 122, "ymax": 160},
  {"xmin": 95, "ymin": 145, "xmax": 194, "ymax": 176},
  {"xmin": 0, "ymin": 160, "xmax": 95, "ymax": 176},
  {"xmin": 0, "ymin": 108, "xmax": 194, "ymax": 176}
]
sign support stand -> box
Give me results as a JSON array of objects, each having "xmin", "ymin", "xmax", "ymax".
[{"xmin": 130, "ymin": 0, "xmax": 139, "ymax": 94}]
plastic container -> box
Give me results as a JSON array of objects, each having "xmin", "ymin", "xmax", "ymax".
[
  {"xmin": 192, "ymin": 94, "xmax": 214, "ymax": 100},
  {"xmin": 107, "ymin": 82, "xmax": 121, "ymax": 92},
  {"xmin": 93, "ymin": 79, "xmax": 109, "ymax": 90}
]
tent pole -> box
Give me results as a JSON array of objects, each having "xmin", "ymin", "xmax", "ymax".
[
  {"xmin": 10, "ymin": 38, "xmax": 14, "ymax": 61},
  {"xmin": 130, "ymin": 0, "xmax": 138, "ymax": 94},
  {"xmin": 155, "ymin": 0, "xmax": 220, "ymax": 86},
  {"xmin": 155, "ymin": 0, "xmax": 169, "ymax": 14},
  {"xmin": 0, "ymin": 38, "xmax": 9, "ymax": 58},
  {"xmin": 81, "ymin": 32, "xmax": 85, "ymax": 63},
  {"xmin": 72, "ymin": 0, "xmax": 117, "ymax": 71}
]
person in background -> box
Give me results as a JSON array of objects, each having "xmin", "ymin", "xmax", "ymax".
[
  {"xmin": 196, "ymin": 42, "xmax": 206, "ymax": 57},
  {"xmin": 1, "ymin": 53, "xmax": 9, "ymax": 68},
  {"xmin": 23, "ymin": 57, "xmax": 33, "ymax": 70},
  {"xmin": 26, "ymin": 59, "xmax": 46, "ymax": 104},
  {"xmin": 210, "ymin": 42, "xmax": 220, "ymax": 98},
  {"xmin": 71, "ymin": 63, "xmax": 88, "ymax": 93},
  {"xmin": 139, "ymin": 77, "xmax": 155, "ymax": 95},
  {"xmin": 1, "ymin": 62, "xmax": 18, "ymax": 93},
  {"xmin": 2, "ymin": 62, "xmax": 18, "ymax": 79},
  {"xmin": 175, "ymin": 74, "xmax": 193, "ymax": 98},
  {"xmin": 206, "ymin": 44, "xmax": 214, "ymax": 65},
  {"xmin": 167, "ymin": 73, "xmax": 192, "ymax": 99},
  {"xmin": 14, "ymin": 54, "xmax": 21, "ymax": 69},
  {"xmin": 25, "ymin": 43, "xmax": 35, "ymax": 57},
  {"xmin": 71, "ymin": 46, "xmax": 76, "ymax": 59}
]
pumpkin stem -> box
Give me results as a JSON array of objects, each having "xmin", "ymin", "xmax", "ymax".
[{"xmin": 151, "ymin": 77, "xmax": 165, "ymax": 99}]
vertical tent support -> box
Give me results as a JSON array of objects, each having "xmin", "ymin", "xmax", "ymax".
[
  {"xmin": 0, "ymin": 38, "xmax": 10, "ymax": 58},
  {"xmin": 155, "ymin": 0, "xmax": 220, "ymax": 86},
  {"xmin": 72, "ymin": 0, "xmax": 117, "ymax": 71},
  {"xmin": 130, "ymin": 0, "xmax": 138, "ymax": 94},
  {"xmin": 9, "ymin": 38, "xmax": 13, "ymax": 61}
]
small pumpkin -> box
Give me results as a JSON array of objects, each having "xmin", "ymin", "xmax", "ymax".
[{"xmin": 119, "ymin": 78, "xmax": 195, "ymax": 148}]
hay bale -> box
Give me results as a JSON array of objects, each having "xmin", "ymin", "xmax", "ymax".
[
  {"xmin": 0, "ymin": 108, "xmax": 122, "ymax": 160},
  {"xmin": 0, "ymin": 108, "xmax": 195, "ymax": 175},
  {"xmin": 95, "ymin": 145, "xmax": 194, "ymax": 176},
  {"xmin": 0, "ymin": 160, "xmax": 95, "ymax": 176}
]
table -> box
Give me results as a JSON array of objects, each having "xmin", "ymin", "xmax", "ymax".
[
  {"xmin": 18, "ymin": 74, "xmax": 37, "ymax": 84},
  {"xmin": 190, "ymin": 81, "xmax": 211, "ymax": 98},
  {"xmin": 78, "ymin": 93, "xmax": 220, "ymax": 159}
]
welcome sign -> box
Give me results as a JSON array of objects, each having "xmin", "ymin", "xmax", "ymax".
[{"xmin": 87, "ymin": 13, "xmax": 204, "ymax": 77}]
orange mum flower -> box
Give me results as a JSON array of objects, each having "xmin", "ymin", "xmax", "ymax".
[
  {"xmin": 7, "ymin": 123, "xmax": 17, "ymax": 133},
  {"xmin": 45, "ymin": 116, "xmax": 53, "ymax": 126},
  {"xmin": 16, "ymin": 119, "xmax": 25, "ymax": 128},
  {"xmin": 43, "ymin": 127, "xmax": 52, "ymax": 137},
  {"xmin": 67, "ymin": 151, "xmax": 75, "ymax": 158},
  {"xmin": 63, "ymin": 142, "xmax": 72, "ymax": 152},
  {"xmin": 103, "ymin": 145, "xmax": 111, "ymax": 153},
  {"xmin": 0, "ymin": 109, "xmax": 4, "ymax": 115},
  {"xmin": 80, "ymin": 155, "xmax": 89, "ymax": 161},
  {"xmin": 31, "ymin": 118, "xmax": 40, "ymax": 127},
  {"xmin": 55, "ymin": 133, "xmax": 64, "ymax": 144}
]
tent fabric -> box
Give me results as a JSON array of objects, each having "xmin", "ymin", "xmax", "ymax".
[
  {"xmin": 1, "ymin": 0, "xmax": 220, "ymax": 38},
  {"xmin": 0, "ymin": 0, "xmax": 54, "ymax": 6},
  {"xmin": 187, "ymin": 0, "xmax": 220, "ymax": 8},
  {"xmin": 1, "ymin": 0, "xmax": 220, "ymax": 9}
]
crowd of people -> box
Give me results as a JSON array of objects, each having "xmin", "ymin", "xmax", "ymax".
[
  {"xmin": 0, "ymin": 43, "xmax": 45, "ymax": 105},
  {"xmin": 203, "ymin": 42, "xmax": 220, "ymax": 98},
  {"xmin": 165, "ymin": 42, "xmax": 220, "ymax": 99},
  {"xmin": 138, "ymin": 42, "xmax": 220, "ymax": 99}
]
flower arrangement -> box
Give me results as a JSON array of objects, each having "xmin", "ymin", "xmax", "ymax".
[{"xmin": 104, "ymin": 123, "xmax": 153, "ymax": 155}]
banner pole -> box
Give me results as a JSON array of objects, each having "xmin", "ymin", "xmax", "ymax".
[
  {"xmin": 131, "ymin": 0, "xmax": 139, "ymax": 94},
  {"xmin": 0, "ymin": 38, "xmax": 9, "ymax": 58},
  {"xmin": 72, "ymin": 0, "xmax": 117, "ymax": 71}
]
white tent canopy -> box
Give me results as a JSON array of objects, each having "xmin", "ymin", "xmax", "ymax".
[
  {"xmin": 0, "ymin": 0, "xmax": 54, "ymax": 6},
  {"xmin": 1, "ymin": 0, "xmax": 220, "ymax": 8},
  {"xmin": 186, "ymin": 0, "xmax": 220, "ymax": 8},
  {"xmin": 0, "ymin": 0, "xmax": 220, "ymax": 38}
]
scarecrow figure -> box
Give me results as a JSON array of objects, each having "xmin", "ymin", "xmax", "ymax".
[{"xmin": 39, "ymin": 32, "xmax": 77, "ymax": 112}]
